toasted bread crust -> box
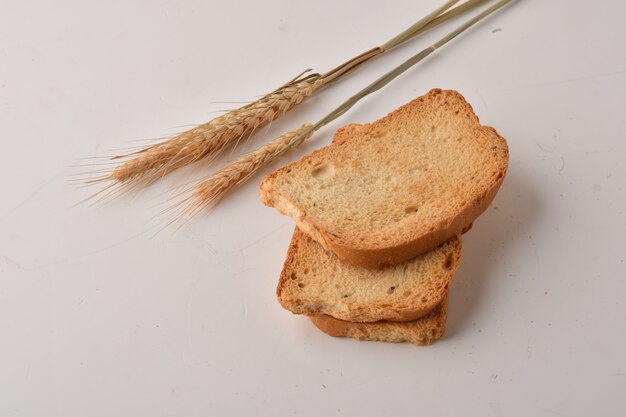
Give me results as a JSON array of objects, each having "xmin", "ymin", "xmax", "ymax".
[
  {"xmin": 260, "ymin": 89, "xmax": 508, "ymax": 269},
  {"xmin": 309, "ymin": 296, "xmax": 448, "ymax": 345}
]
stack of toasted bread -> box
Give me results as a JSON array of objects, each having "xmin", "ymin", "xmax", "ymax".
[{"xmin": 260, "ymin": 89, "xmax": 509, "ymax": 345}]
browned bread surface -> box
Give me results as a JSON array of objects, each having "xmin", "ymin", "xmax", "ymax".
[{"xmin": 260, "ymin": 89, "xmax": 508, "ymax": 269}]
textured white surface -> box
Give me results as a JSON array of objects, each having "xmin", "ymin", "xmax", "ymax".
[{"xmin": 1, "ymin": 1, "xmax": 625, "ymax": 416}]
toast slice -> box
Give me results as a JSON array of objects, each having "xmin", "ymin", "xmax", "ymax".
[
  {"xmin": 309, "ymin": 296, "xmax": 448, "ymax": 345},
  {"xmin": 260, "ymin": 89, "xmax": 508, "ymax": 269},
  {"xmin": 277, "ymin": 228, "xmax": 461, "ymax": 322}
]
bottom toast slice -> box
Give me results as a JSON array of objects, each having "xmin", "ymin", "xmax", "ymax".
[{"xmin": 309, "ymin": 296, "xmax": 448, "ymax": 346}]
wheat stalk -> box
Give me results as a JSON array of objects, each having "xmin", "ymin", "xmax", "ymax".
[
  {"xmin": 85, "ymin": 0, "xmax": 489, "ymax": 196},
  {"xmin": 175, "ymin": 0, "xmax": 513, "ymax": 220}
]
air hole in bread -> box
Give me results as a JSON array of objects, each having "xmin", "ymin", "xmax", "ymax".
[
  {"xmin": 289, "ymin": 273, "xmax": 297, "ymax": 280},
  {"xmin": 387, "ymin": 286, "xmax": 396, "ymax": 295},
  {"xmin": 370, "ymin": 130, "xmax": 385, "ymax": 139},
  {"xmin": 404, "ymin": 205, "xmax": 418, "ymax": 214},
  {"xmin": 496, "ymin": 171, "xmax": 504, "ymax": 180},
  {"xmin": 421, "ymin": 296, "xmax": 428, "ymax": 303},
  {"xmin": 303, "ymin": 268, "xmax": 309, "ymax": 274},
  {"xmin": 311, "ymin": 164, "xmax": 334, "ymax": 179},
  {"xmin": 298, "ymin": 283, "xmax": 305, "ymax": 288},
  {"xmin": 444, "ymin": 253, "xmax": 454, "ymax": 270}
]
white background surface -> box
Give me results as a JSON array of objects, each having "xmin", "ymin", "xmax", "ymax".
[{"xmin": 1, "ymin": 0, "xmax": 625, "ymax": 415}]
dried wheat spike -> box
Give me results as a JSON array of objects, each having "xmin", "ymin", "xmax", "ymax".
[{"xmin": 111, "ymin": 78, "xmax": 325, "ymax": 185}]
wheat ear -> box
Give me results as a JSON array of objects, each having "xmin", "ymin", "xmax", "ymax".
[
  {"xmin": 176, "ymin": 0, "xmax": 513, "ymax": 219},
  {"xmin": 85, "ymin": 0, "xmax": 489, "ymax": 194},
  {"xmin": 110, "ymin": 76, "xmax": 325, "ymax": 185}
]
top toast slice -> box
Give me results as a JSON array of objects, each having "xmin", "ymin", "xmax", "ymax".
[{"xmin": 260, "ymin": 89, "xmax": 508, "ymax": 269}]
